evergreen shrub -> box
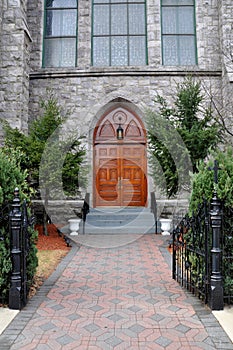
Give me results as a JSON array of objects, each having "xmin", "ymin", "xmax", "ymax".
[
  {"xmin": 188, "ymin": 148, "xmax": 233, "ymax": 301},
  {"xmin": 0, "ymin": 148, "xmax": 38, "ymax": 304}
]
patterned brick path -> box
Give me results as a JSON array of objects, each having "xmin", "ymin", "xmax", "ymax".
[{"xmin": 1, "ymin": 234, "xmax": 232, "ymax": 349}]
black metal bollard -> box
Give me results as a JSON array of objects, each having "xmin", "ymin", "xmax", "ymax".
[
  {"xmin": 209, "ymin": 192, "xmax": 224, "ymax": 310},
  {"xmin": 9, "ymin": 188, "xmax": 22, "ymax": 310}
]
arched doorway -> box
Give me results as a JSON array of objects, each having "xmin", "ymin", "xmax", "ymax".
[{"xmin": 93, "ymin": 106, "xmax": 147, "ymax": 207}]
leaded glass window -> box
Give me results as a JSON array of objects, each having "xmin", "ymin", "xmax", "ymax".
[
  {"xmin": 92, "ymin": 0, "xmax": 147, "ymax": 67},
  {"xmin": 43, "ymin": 0, "xmax": 78, "ymax": 67},
  {"xmin": 161, "ymin": 0, "xmax": 197, "ymax": 65}
]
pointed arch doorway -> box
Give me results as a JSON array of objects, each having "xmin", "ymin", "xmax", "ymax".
[{"xmin": 93, "ymin": 106, "xmax": 147, "ymax": 207}]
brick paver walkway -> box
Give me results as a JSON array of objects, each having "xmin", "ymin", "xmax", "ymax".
[{"xmin": 1, "ymin": 234, "xmax": 232, "ymax": 349}]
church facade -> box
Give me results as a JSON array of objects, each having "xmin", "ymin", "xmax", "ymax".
[{"xmin": 0, "ymin": 0, "xmax": 232, "ymax": 208}]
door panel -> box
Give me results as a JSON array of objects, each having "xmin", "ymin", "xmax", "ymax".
[
  {"xmin": 96, "ymin": 151, "xmax": 120, "ymax": 205},
  {"xmin": 121, "ymin": 148, "xmax": 145, "ymax": 206},
  {"xmin": 95, "ymin": 144, "xmax": 147, "ymax": 207}
]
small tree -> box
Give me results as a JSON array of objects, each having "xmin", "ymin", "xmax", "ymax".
[
  {"xmin": 2, "ymin": 95, "xmax": 64, "ymax": 181},
  {"xmin": 146, "ymin": 76, "xmax": 221, "ymax": 197},
  {"xmin": 2, "ymin": 93, "xmax": 86, "ymax": 234}
]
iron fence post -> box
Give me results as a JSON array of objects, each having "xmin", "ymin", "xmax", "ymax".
[
  {"xmin": 22, "ymin": 200, "xmax": 29, "ymax": 306},
  {"xmin": 204, "ymin": 199, "xmax": 210, "ymax": 305},
  {"xmin": 172, "ymin": 228, "xmax": 176, "ymax": 280},
  {"xmin": 9, "ymin": 188, "xmax": 22, "ymax": 310},
  {"xmin": 209, "ymin": 191, "xmax": 224, "ymax": 310}
]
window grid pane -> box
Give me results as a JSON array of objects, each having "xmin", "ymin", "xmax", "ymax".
[
  {"xmin": 93, "ymin": 5, "xmax": 109, "ymax": 35},
  {"xmin": 162, "ymin": 0, "xmax": 194, "ymax": 5},
  {"xmin": 129, "ymin": 36, "xmax": 146, "ymax": 65},
  {"xmin": 111, "ymin": 4, "xmax": 127, "ymax": 35},
  {"xmin": 93, "ymin": 37, "xmax": 110, "ymax": 66},
  {"xmin": 179, "ymin": 36, "xmax": 196, "ymax": 64},
  {"xmin": 163, "ymin": 36, "xmax": 179, "ymax": 65},
  {"xmin": 178, "ymin": 7, "xmax": 194, "ymax": 34},
  {"xmin": 111, "ymin": 37, "xmax": 128, "ymax": 66},
  {"xmin": 44, "ymin": 38, "xmax": 76, "ymax": 67},
  {"xmin": 44, "ymin": 39, "xmax": 61, "ymax": 67},
  {"xmin": 92, "ymin": 0, "xmax": 147, "ymax": 66},
  {"xmin": 161, "ymin": 0, "xmax": 196, "ymax": 65},
  {"xmin": 46, "ymin": 10, "xmax": 77, "ymax": 37},
  {"xmin": 162, "ymin": 7, "xmax": 177, "ymax": 34},
  {"xmin": 129, "ymin": 4, "xmax": 146, "ymax": 35}
]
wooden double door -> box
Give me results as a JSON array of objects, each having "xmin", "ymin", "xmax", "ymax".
[
  {"xmin": 94, "ymin": 144, "xmax": 147, "ymax": 207},
  {"xmin": 94, "ymin": 106, "xmax": 147, "ymax": 207}
]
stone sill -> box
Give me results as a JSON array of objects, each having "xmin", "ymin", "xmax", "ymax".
[{"xmin": 30, "ymin": 67, "xmax": 222, "ymax": 80}]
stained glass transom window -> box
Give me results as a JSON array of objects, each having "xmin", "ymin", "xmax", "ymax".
[
  {"xmin": 43, "ymin": 0, "xmax": 78, "ymax": 67},
  {"xmin": 92, "ymin": 0, "xmax": 147, "ymax": 67},
  {"xmin": 161, "ymin": 0, "xmax": 197, "ymax": 65}
]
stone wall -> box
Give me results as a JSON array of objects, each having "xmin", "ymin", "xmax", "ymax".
[
  {"xmin": 32, "ymin": 199, "xmax": 84, "ymax": 225},
  {"xmin": 196, "ymin": 0, "xmax": 221, "ymax": 70},
  {"xmin": 27, "ymin": 0, "xmax": 43, "ymax": 72},
  {"xmin": 27, "ymin": 0, "xmax": 224, "ymax": 133},
  {"xmin": 29, "ymin": 73, "xmax": 223, "ymax": 134},
  {"xmin": 27, "ymin": 0, "xmax": 222, "ymax": 72},
  {"xmin": 0, "ymin": 0, "xmax": 31, "ymax": 135},
  {"xmin": 219, "ymin": 1, "xmax": 233, "ymax": 140},
  {"xmin": 1, "ymin": 0, "xmax": 228, "ymax": 134}
]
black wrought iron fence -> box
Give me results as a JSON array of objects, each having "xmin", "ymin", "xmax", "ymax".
[
  {"xmin": 172, "ymin": 197, "xmax": 233, "ymax": 309},
  {"xmin": 222, "ymin": 205, "xmax": 233, "ymax": 304},
  {"xmin": 172, "ymin": 201, "xmax": 211, "ymax": 305}
]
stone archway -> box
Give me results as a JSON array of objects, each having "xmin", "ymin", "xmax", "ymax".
[{"xmin": 93, "ymin": 106, "xmax": 147, "ymax": 207}]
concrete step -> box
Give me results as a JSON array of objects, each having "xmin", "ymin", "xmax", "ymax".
[
  {"xmin": 82, "ymin": 207, "xmax": 157, "ymax": 234},
  {"xmin": 82, "ymin": 226, "xmax": 156, "ymax": 235}
]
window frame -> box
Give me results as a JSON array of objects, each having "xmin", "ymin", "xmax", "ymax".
[
  {"xmin": 91, "ymin": 0, "xmax": 148, "ymax": 67},
  {"xmin": 42, "ymin": 0, "xmax": 78, "ymax": 68},
  {"xmin": 161, "ymin": 0, "xmax": 197, "ymax": 66}
]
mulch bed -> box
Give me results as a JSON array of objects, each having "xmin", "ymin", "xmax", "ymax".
[
  {"xmin": 35, "ymin": 224, "xmax": 70, "ymax": 251},
  {"xmin": 28, "ymin": 224, "xmax": 71, "ymax": 298}
]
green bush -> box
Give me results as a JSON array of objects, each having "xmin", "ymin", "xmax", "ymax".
[
  {"xmin": 26, "ymin": 226, "xmax": 38, "ymax": 289},
  {"xmin": 187, "ymin": 147, "xmax": 233, "ymax": 301},
  {"xmin": 2, "ymin": 93, "xmax": 87, "ymax": 234},
  {"xmin": 0, "ymin": 148, "xmax": 38, "ymax": 303},
  {"xmin": 2, "ymin": 93, "xmax": 86, "ymax": 198},
  {"xmin": 0, "ymin": 227, "xmax": 11, "ymax": 303},
  {"xmin": 189, "ymin": 147, "xmax": 233, "ymax": 214}
]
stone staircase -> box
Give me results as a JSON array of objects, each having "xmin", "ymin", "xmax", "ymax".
[
  {"xmin": 81, "ymin": 207, "xmax": 157, "ymax": 235},
  {"xmin": 58, "ymin": 198, "xmax": 189, "ymax": 236}
]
